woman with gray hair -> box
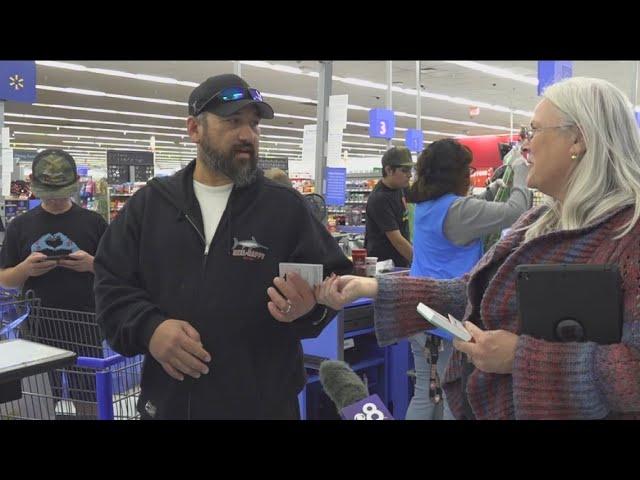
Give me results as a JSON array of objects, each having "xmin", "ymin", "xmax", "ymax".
[{"xmin": 315, "ymin": 77, "xmax": 640, "ymax": 419}]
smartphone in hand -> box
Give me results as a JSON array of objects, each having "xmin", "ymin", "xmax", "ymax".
[{"xmin": 43, "ymin": 253, "xmax": 72, "ymax": 261}]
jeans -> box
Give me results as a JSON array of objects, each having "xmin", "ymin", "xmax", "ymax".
[{"xmin": 405, "ymin": 332, "xmax": 455, "ymax": 420}]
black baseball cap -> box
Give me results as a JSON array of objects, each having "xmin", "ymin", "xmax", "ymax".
[
  {"xmin": 188, "ymin": 74, "xmax": 274, "ymax": 119},
  {"xmin": 381, "ymin": 147, "xmax": 415, "ymax": 168}
]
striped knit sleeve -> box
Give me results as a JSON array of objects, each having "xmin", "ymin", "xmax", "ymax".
[
  {"xmin": 373, "ymin": 274, "xmax": 469, "ymax": 346},
  {"xmin": 512, "ymin": 240, "xmax": 640, "ymax": 419}
]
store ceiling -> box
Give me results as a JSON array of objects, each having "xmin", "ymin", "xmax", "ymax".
[{"xmin": 3, "ymin": 60, "xmax": 639, "ymax": 170}]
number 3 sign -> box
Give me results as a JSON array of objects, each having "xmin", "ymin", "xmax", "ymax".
[{"xmin": 369, "ymin": 109, "xmax": 395, "ymax": 139}]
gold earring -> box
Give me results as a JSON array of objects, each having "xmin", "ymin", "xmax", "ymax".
[{"xmin": 571, "ymin": 154, "xmax": 578, "ymax": 160}]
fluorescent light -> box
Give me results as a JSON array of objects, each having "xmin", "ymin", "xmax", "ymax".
[
  {"xmin": 261, "ymin": 124, "xmax": 304, "ymax": 132},
  {"xmin": 36, "ymin": 61, "xmax": 525, "ymax": 128},
  {"xmin": 258, "ymin": 140, "xmax": 302, "ymax": 147},
  {"xmin": 36, "ymin": 61, "xmax": 199, "ymax": 87},
  {"xmin": 443, "ymin": 61, "xmax": 538, "ymax": 86},
  {"xmin": 261, "ymin": 134, "xmax": 303, "ymax": 141},
  {"xmin": 5, "ymin": 121, "xmax": 186, "ymax": 139},
  {"xmin": 4, "ymin": 112, "xmax": 185, "ymax": 131},
  {"xmin": 395, "ymin": 111, "xmax": 516, "ymax": 132},
  {"xmin": 346, "ymin": 104, "xmax": 370, "ymax": 112},
  {"xmin": 240, "ymin": 61, "xmax": 318, "ymax": 77},
  {"xmin": 37, "ymin": 85, "xmax": 187, "ymax": 106},
  {"xmin": 14, "ymin": 131, "xmax": 174, "ymax": 144},
  {"xmin": 275, "ymin": 113, "xmax": 317, "ymax": 121},
  {"xmin": 33, "ymin": 103, "xmax": 186, "ymax": 120},
  {"xmin": 242, "ymin": 61, "xmax": 534, "ymax": 118},
  {"xmin": 5, "ymin": 112, "xmax": 306, "ymax": 135},
  {"xmin": 263, "ymin": 93, "xmax": 317, "ymax": 103}
]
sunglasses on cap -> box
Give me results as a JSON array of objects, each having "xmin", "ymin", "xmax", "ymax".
[{"xmin": 195, "ymin": 87, "xmax": 265, "ymax": 116}]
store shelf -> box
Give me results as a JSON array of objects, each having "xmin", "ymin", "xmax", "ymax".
[
  {"xmin": 345, "ymin": 201, "xmax": 367, "ymax": 204},
  {"xmin": 337, "ymin": 225, "xmax": 366, "ymax": 234},
  {"xmin": 346, "ymin": 189, "xmax": 372, "ymax": 193},
  {"xmin": 109, "ymin": 193, "xmax": 134, "ymax": 197},
  {"xmin": 344, "ymin": 327, "xmax": 375, "ymax": 339}
]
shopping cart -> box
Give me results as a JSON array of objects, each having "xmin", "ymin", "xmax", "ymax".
[{"xmin": 0, "ymin": 292, "xmax": 144, "ymax": 420}]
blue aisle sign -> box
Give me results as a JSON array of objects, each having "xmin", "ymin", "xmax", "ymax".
[
  {"xmin": 0, "ymin": 61, "xmax": 36, "ymax": 103},
  {"xmin": 635, "ymin": 111, "xmax": 640, "ymax": 127},
  {"xmin": 405, "ymin": 129, "xmax": 424, "ymax": 152},
  {"xmin": 369, "ymin": 109, "xmax": 395, "ymax": 139},
  {"xmin": 13, "ymin": 149, "xmax": 37, "ymax": 163},
  {"xmin": 537, "ymin": 61, "xmax": 573, "ymax": 96},
  {"xmin": 325, "ymin": 167, "xmax": 347, "ymax": 206}
]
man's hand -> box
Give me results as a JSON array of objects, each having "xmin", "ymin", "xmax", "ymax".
[
  {"xmin": 19, "ymin": 252, "xmax": 57, "ymax": 278},
  {"xmin": 267, "ymin": 272, "xmax": 316, "ymax": 323},
  {"xmin": 57, "ymin": 250, "xmax": 95, "ymax": 273},
  {"xmin": 149, "ymin": 319, "xmax": 212, "ymax": 381},
  {"xmin": 314, "ymin": 274, "xmax": 378, "ymax": 310}
]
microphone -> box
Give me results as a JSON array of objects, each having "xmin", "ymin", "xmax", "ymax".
[{"xmin": 319, "ymin": 360, "xmax": 393, "ymax": 420}]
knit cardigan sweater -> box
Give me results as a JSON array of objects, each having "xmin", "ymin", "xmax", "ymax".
[{"xmin": 374, "ymin": 204, "xmax": 640, "ymax": 419}]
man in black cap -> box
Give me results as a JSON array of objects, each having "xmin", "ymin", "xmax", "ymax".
[
  {"xmin": 0, "ymin": 149, "xmax": 107, "ymax": 310},
  {"xmin": 365, "ymin": 146, "xmax": 414, "ymax": 268},
  {"xmin": 94, "ymin": 73, "xmax": 352, "ymax": 419},
  {"xmin": 0, "ymin": 149, "xmax": 108, "ymax": 418}
]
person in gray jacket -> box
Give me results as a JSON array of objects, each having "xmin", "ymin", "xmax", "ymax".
[{"xmin": 404, "ymin": 138, "xmax": 530, "ymax": 420}]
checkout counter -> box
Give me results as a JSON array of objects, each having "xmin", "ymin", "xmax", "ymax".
[{"xmin": 298, "ymin": 269, "xmax": 413, "ymax": 420}]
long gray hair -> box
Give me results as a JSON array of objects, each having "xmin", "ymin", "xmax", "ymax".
[{"xmin": 524, "ymin": 77, "xmax": 640, "ymax": 242}]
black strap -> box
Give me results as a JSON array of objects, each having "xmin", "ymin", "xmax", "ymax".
[{"xmin": 424, "ymin": 336, "xmax": 442, "ymax": 404}]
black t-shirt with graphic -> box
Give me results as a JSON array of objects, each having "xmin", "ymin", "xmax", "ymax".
[
  {"xmin": 0, "ymin": 203, "xmax": 108, "ymax": 311},
  {"xmin": 365, "ymin": 180, "xmax": 411, "ymax": 268}
]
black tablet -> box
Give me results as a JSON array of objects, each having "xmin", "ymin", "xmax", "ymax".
[{"xmin": 515, "ymin": 264, "xmax": 622, "ymax": 344}]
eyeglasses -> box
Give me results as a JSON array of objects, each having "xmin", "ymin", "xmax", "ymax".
[
  {"xmin": 521, "ymin": 124, "xmax": 574, "ymax": 141},
  {"xmin": 195, "ymin": 87, "xmax": 264, "ymax": 116}
]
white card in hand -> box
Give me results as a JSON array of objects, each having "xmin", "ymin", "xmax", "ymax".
[
  {"xmin": 279, "ymin": 263, "xmax": 324, "ymax": 287},
  {"xmin": 416, "ymin": 303, "xmax": 472, "ymax": 342}
]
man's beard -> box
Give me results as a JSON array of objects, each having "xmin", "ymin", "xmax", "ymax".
[{"xmin": 199, "ymin": 134, "xmax": 258, "ymax": 188}]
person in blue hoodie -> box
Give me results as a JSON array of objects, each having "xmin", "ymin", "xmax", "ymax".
[
  {"xmin": 94, "ymin": 74, "xmax": 352, "ymax": 419},
  {"xmin": 405, "ymin": 138, "xmax": 530, "ymax": 420}
]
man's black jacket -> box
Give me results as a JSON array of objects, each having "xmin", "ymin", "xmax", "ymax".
[{"xmin": 94, "ymin": 161, "xmax": 352, "ymax": 419}]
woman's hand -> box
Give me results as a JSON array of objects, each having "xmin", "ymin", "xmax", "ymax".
[
  {"xmin": 452, "ymin": 322, "xmax": 519, "ymax": 374},
  {"xmin": 314, "ymin": 274, "xmax": 378, "ymax": 310}
]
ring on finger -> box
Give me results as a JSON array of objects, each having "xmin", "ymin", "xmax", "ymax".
[{"xmin": 283, "ymin": 300, "xmax": 292, "ymax": 314}]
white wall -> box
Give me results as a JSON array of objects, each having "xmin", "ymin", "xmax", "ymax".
[{"xmin": 346, "ymin": 156, "xmax": 381, "ymax": 173}]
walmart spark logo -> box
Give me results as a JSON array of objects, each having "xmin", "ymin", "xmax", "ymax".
[
  {"xmin": 9, "ymin": 74, "xmax": 24, "ymax": 91},
  {"xmin": 0, "ymin": 61, "xmax": 36, "ymax": 103}
]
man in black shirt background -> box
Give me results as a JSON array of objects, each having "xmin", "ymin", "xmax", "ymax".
[
  {"xmin": 0, "ymin": 149, "xmax": 107, "ymax": 310},
  {"xmin": 365, "ymin": 147, "xmax": 414, "ymax": 268},
  {"xmin": 0, "ymin": 149, "xmax": 108, "ymax": 418}
]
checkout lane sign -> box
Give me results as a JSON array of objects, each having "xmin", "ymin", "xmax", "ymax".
[
  {"xmin": 405, "ymin": 129, "xmax": 424, "ymax": 153},
  {"xmin": 369, "ymin": 109, "xmax": 395, "ymax": 139},
  {"xmin": 537, "ymin": 61, "xmax": 573, "ymax": 96}
]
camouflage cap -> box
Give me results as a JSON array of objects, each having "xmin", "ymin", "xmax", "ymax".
[
  {"xmin": 381, "ymin": 147, "xmax": 415, "ymax": 168},
  {"xmin": 31, "ymin": 149, "xmax": 79, "ymax": 199}
]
